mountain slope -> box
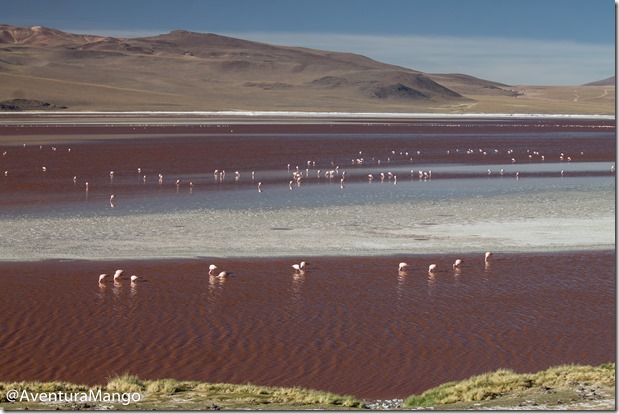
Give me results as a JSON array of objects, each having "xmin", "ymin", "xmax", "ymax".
[
  {"xmin": 0, "ymin": 25, "xmax": 613, "ymax": 114},
  {"xmin": 583, "ymin": 76, "xmax": 615, "ymax": 86}
]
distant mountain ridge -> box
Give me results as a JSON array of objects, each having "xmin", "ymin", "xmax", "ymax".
[
  {"xmin": 0, "ymin": 24, "xmax": 106, "ymax": 46},
  {"xmin": 0, "ymin": 25, "xmax": 613, "ymax": 113},
  {"xmin": 583, "ymin": 76, "xmax": 615, "ymax": 86}
]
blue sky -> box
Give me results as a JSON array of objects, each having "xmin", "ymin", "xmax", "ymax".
[{"xmin": 2, "ymin": 0, "xmax": 615, "ymax": 85}]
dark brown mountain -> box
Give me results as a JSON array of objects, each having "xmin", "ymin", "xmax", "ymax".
[{"xmin": 0, "ymin": 25, "xmax": 613, "ymax": 114}]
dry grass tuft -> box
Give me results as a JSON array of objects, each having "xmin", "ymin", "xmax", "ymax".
[
  {"xmin": 105, "ymin": 373, "xmax": 145, "ymax": 393},
  {"xmin": 404, "ymin": 363, "xmax": 615, "ymax": 407}
]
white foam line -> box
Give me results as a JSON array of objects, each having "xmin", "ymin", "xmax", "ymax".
[{"xmin": 0, "ymin": 110, "xmax": 614, "ymax": 119}]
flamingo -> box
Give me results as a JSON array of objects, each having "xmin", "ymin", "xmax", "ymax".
[
  {"xmin": 398, "ymin": 262, "xmax": 409, "ymax": 272},
  {"xmin": 452, "ymin": 259, "xmax": 462, "ymax": 269},
  {"xmin": 292, "ymin": 261, "xmax": 306, "ymax": 273},
  {"xmin": 130, "ymin": 275, "xmax": 138, "ymax": 282},
  {"xmin": 217, "ymin": 271, "xmax": 230, "ymax": 278},
  {"xmin": 208, "ymin": 264, "xmax": 218, "ymax": 276},
  {"xmin": 485, "ymin": 252, "xmax": 493, "ymax": 262},
  {"xmin": 110, "ymin": 194, "xmax": 115, "ymax": 208},
  {"xmin": 428, "ymin": 264, "xmax": 437, "ymax": 273},
  {"xmin": 98, "ymin": 274, "xmax": 109, "ymax": 283},
  {"xmin": 113, "ymin": 269, "xmax": 124, "ymax": 281}
]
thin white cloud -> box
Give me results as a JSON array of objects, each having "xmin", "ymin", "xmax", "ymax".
[{"xmin": 223, "ymin": 32, "xmax": 615, "ymax": 86}]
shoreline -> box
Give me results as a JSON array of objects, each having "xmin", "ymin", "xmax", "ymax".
[
  {"xmin": 0, "ymin": 110, "xmax": 615, "ymax": 118},
  {"xmin": 0, "ymin": 246, "xmax": 616, "ymax": 266},
  {"xmin": 0, "ymin": 110, "xmax": 613, "ymax": 145},
  {"xmin": 0, "ymin": 250, "xmax": 613, "ymax": 284},
  {"xmin": 0, "ymin": 363, "xmax": 614, "ymax": 410},
  {"xmin": 0, "ymin": 247, "xmax": 612, "ymax": 265}
]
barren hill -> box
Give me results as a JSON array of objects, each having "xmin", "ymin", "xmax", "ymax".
[
  {"xmin": 0, "ymin": 25, "xmax": 614, "ymax": 114},
  {"xmin": 583, "ymin": 76, "xmax": 615, "ymax": 86}
]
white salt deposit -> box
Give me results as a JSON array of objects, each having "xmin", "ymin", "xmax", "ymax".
[{"xmin": 1, "ymin": 176, "xmax": 613, "ymax": 260}]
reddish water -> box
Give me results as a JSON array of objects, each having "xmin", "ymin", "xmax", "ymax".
[
  {"xmin": 0, "ymin": 117, "xmax": 614, "ymax": 215},
  {"xmin": 0, "ymin": 116, "xmax": 615, "ymax": 399},
  {"xmin": 0, "ymin": 252, "xmax": 614, "ymax": 399}
]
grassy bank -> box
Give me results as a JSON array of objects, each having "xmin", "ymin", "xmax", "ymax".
[
  {"xmin": 0, "ymin": 363, "xmax": 614, "ymax": 410},
  {"xmin": 404, "ymin": 363, "xmax": 615, "ymax": 410},
  {"xmin": 0, "ymin": 375, "xmax": 363, "ymax": 410}
]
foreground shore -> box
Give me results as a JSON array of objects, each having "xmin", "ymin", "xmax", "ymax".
[{"xmin": 0, "ymin": 363, "xmax": 614, "ymax": 410}]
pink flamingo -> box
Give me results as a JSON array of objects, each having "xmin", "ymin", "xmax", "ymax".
[{"xmin": 292, "ymin": 261, "xmax": 307, "ymax": 273}]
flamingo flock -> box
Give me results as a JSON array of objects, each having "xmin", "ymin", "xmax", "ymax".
[
  {"xmin": 1, "ymin": 142, "xmax": 612, "ymax": 210},
  {"xmin": 98, "ymin": 253, "xmax": 494, "ymax": 285},
  {"xmin": 399, "ymin": 251, "xmax": 493, "ymax": 275},
  {"xmin": 3, "ymin": 138, "xmax": 609, "ymax": 287},
  {"xmin": 98, "ymin": 269, "xmax": 139, "ymax": 285}
]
